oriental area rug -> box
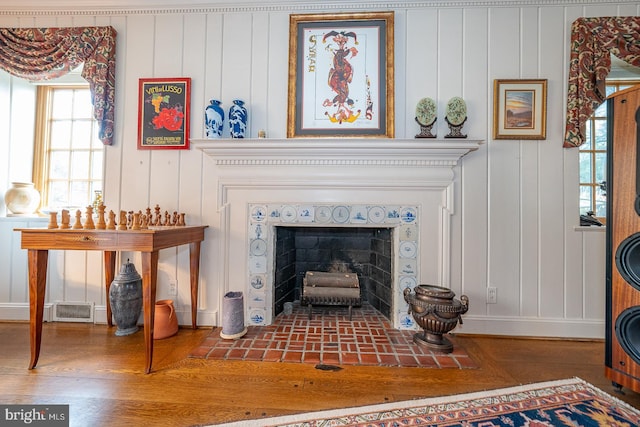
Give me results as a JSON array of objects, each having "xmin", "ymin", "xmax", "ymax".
[
  {"xmin": 189, "ymin": 304, "xmax": 477, "ymax": 368},
  {"xmin": 211, "ymin": 378, "xmax": 640, "ymax": 427}
]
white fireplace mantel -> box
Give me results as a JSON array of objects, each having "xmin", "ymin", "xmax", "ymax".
[
  {"xmin": 194, "ymin": 137, "xmax": 483, "ymax": 329},
  {"xmin": 192, "ymin": 138, "xmax": 482, "ymax": 166}
]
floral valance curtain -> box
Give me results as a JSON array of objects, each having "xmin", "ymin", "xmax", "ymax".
[
  {"xmin": 564, "ymin": 17, "xmax": 640, "ymax": 148},
  {"xmin": 0, "ymin": 26, "xmax": 116, "ymax": 145}
]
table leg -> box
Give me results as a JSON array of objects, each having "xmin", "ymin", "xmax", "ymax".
[
  {"xmin": 189, "ymin": 241, "xmax": 201, "ymax": 329},
  {"xmin": 104, "ymin": 251, "xmax": 116, "ymax": 327},
  {"xmin": 28, "ymin": 249, "xmax": 48, "ymax": 370},
  {"xmin": 141, "ymin": 250, "xmax": 158, "ymax": 374}
]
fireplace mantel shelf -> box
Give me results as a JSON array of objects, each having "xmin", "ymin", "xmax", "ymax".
[{"xmin": 192, "ymin": 138, "xmax": 483, "ymax": 167}]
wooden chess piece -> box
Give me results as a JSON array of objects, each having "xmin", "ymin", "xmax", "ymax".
[
  {"xmin": 178, "ymin": 213, "xmax": 186, "ymax": 226},
  {"xmin": 96, "ymin": 204, "xmax": 107, "ymax": 230},
  {"xmin": 117, "ymin": 210, "xmax": 128, "ymax": 230},
  {"xmin": 164, "ymin": 211, "xmax": 170, "ymax": 226},
  {"xmin": 60, "ymin": 209, "xmax": 71, "ymax": 229},
  {"xmin": 127, "ymin": 211, "xmax": 134, "ymax": 229},
  {"xmin": 141, "ymin": 214, "xmax": 149, "ymax": 229},
  {"xmin": 154, "ymin": 205, "xmax": 162, "ymax": 225},
  {"xmin": 107, "ymin": 210, "xmax": 116, "ymax": 230},
  {"xmin": 84, "ymin": 206, "xmax": 95, "ymax": 229},
  {"xmin": 47, "ymin": 212, "xmax": 58, "ymax": 229},
  {"xmin": 132, "ymin": 212, "xmax": 141, "ymax": 230},
  {"xmin": 72, "ymin": 210, "xmax": 83, "ymax": 229}
]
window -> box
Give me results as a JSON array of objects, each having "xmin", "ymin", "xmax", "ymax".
[
  {"xmin": 580, "ymin": 80, "xmax": 640, "ymax": 221},
  {"xmin": 33, "ymin": 85, "xmax": 103, "ymax": 210}
]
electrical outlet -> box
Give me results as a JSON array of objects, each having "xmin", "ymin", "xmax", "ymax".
[
  {"xmin": 168, "ymin": 280, "xmax": 177, "ymax": 296},
  {"xmin": 487, "ymin": 286, "xmax": 497, "ymax": 304}
]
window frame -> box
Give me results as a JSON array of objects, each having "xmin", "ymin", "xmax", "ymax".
[
  {"xmin": 32, "ymin": 84, "xmax": 104, "ymax": 211},
  {"xmin": 580, "ymin": 79, "xmax": 640, "ymax": 223}
]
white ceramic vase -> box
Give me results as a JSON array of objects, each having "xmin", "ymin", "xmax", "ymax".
[{"xmin": 4, "ymin": 182, "xmax": 41, "ymax": 215}]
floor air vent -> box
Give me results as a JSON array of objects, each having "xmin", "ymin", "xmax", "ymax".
[{"xmin": 53, "ymin": 302, "xmax": 95, "ymax": 323}]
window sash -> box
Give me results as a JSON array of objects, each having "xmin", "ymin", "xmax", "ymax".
[{"xmin": 33, "ymin": 85, "xmax": 103, "ymax": 211}]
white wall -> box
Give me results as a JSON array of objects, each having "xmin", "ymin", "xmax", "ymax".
[{"xmin": 0, "ymin": 0, "xmax": 630, "ymax": 337}]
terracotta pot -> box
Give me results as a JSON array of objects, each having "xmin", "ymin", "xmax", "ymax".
[{"xmin": 154, "ymin": 299, "xmax": 178, "ymax": 340}]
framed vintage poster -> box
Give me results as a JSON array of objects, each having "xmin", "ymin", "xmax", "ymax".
[
  {"xmin": 137, "ymin": 77, "xmax": 191, "ymax": 149},
  {"xmin": 493, "ymin": 79, "xmax": 547, "ymax": 140},
  {"xmin": 287, "ymin": 12, "xmax": 394, "ymax": 138}
]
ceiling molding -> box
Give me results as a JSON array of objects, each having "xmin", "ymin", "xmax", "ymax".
[{"xmin": 0, "ymin": 0, "xmax": 637, "ymax": 16}]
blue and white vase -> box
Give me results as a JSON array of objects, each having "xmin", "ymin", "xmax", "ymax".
[
  {"xmin": 204, "ymin": 99, "xmax": 224, "ymax": 139},
  {"xmin": 229, "ymin": 99, "xmax": 247, "ymax": 139}
]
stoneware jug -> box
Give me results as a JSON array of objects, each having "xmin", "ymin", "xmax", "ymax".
[{"xmin": 154, "ymin": 299, "xmax": 179, "ymax": 339}]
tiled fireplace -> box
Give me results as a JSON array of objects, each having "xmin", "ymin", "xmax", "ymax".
[{"xmin": 195, "ymin": 138, "xmax": 481, "ymax": 329}]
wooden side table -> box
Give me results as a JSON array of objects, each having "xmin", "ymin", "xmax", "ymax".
[{"xmin": 15, "ymin": 225, "xmax": 208, "ymax": 373}]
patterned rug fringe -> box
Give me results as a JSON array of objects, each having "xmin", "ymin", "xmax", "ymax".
[{"xmin": 210, "ymin": 377, "xmax": 640, "ymax": 427}]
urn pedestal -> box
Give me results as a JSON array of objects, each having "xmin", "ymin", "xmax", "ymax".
[{"xmin": 403, "ymin": 284, "xmax": 469, "ymax": 353}]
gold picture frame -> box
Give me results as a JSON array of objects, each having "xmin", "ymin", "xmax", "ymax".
[
  {"xmin": 493, "ymin": 79, "xmax": 547, "ymax": 140},
  {"xmin": 287, "ymin": 12, "xmax": 394, "ymax": 138}
]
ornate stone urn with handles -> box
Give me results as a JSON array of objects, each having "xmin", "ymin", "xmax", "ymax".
[{"xmin": 403, "ymin": 284, "xmax": 469, "ymax": 353}]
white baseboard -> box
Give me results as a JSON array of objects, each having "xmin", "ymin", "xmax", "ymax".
[
  {"xmin": 0, "ymin": 303, "xmax": 219, "ymax": 327},
  {"xmin": 0, "ymin": 304, "xmax": 603, "ymax": 338},
  {"xmin": 0, "ymin": 303, "xmax": 54, "ymax": 322},
  {"xmin": 457, "ymin": 315, "xmax": 605, "ymax": 339}
]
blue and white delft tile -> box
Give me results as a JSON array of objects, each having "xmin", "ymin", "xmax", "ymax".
[
  {"xmin": 250, "ymin": 205, "xmax": 267, "ymax": 222},
  {"xmin": 395, "ymin": 289, "xmax": 415, "ymax": 313},
  {"xmin": 331, "ymin": 205, "xmax": 350, "ymax": 223},
  {"xmin": 249, "ymin": 238, "xmax": 268, "ymax": 256},
  {"xmin": 249, "ymin": 256, "xmax": 268, "ymax": 274},
  {"xmin": 399, "ymin": 241, "xmax": 418, "ymax": 258},
  {"xmin": 399, "ymin": 224, "xmax": 418, "ymax": 241},
  {"xmin": 399, "ymin": 259, "xmax": 417, "ymax": 275},
  {"xmin": 280, "ymin": 205, "xmax": 297, "ymax": 223},
  {"xmin": 397, "ymin": 313, "xmax": 416, "ymax": 330},
  {"xmin": 385, "ymin": 206, "xmax": 401, "ymax": 223},
  {"xmin": 267, "ymin": 205, "xmax": 281, "ymax": 221},
  {"xmin": 350, "ymin": 205, "xmax": 368, "ymax": 224},
  {"xmin": 247, "ymin": 291, "xmax": 267, "ymax": 307},
  {"xmin": 249, "ymin": 223, "xmax": 266, "ymax": 239},
  {"xmin": 399, "ymin": 275, "xmax": 417, "ymax": 291},
  {"xmin": 367, "ymin": 206, "xmax": 385, "ymax": 224},
  {"xmin": 250, "ymin": 274, "xmax": 265, "ymax": 290},
  {"xmin": 249, "ymin": 309, "xmax": 266, "ymax": 325},
  {"xmin": 400, "ymin": 207, "xmax": 418, "ymax": 223},
  {"xmin": 314, "ymin": 205, "xmax": 332, "ymax": 223},
  {"xmin": 298, "ymin": 205, "xmax": 314, "ymax": 222}
]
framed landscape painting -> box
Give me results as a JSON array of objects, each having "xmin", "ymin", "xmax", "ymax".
[
  {"xmin": 493, "ymin": 79, "xmax": 547, "ymax": 140},
  {"xmin": 287, "ymin": 12, "xmax": 394, "ymax": 138},
  {"xmin": 137, "ymin": 77, "xmax": 191, "ymax": 149}
]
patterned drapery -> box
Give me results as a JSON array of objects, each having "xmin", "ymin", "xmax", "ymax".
[
  {"xmin": 564, "ymin": 17, "xmax": 640, "ymax": 148},
  {"xmin": 0, "ymin": 26, "xmax": 117, "ymax": 145}
]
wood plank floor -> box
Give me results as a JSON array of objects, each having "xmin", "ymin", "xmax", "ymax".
[{"xmin": 1, "ymin": 321, "xmax": 638, "ymax": 427}]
